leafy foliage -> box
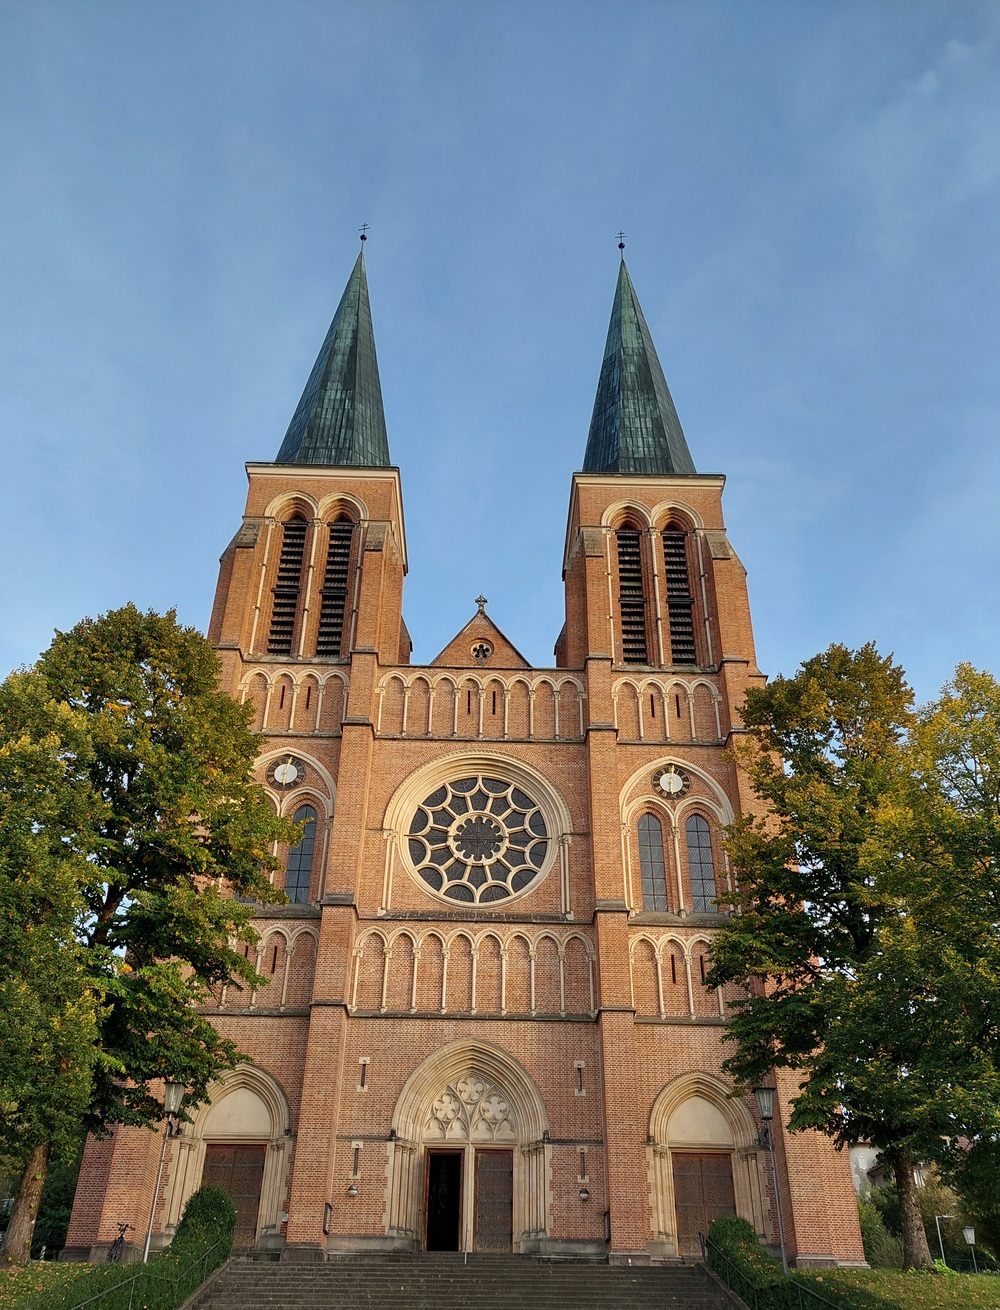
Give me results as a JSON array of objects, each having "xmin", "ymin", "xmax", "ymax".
[
  {"xmin": 1, "ymin": 606, "xmax": 297, "ymax": 1259},
  {"xmin": 171, "ymin": 1185, "xmax": 236, "ymax": 1251},
  {"xmin": 858, "ymin": 1196, "xmax": 904, "ymax": 1269},
  {"xmin": 708, "ymin": 646, "xmax": 1000, "ymax": 1269},
  {"xmin": 709, "ymin": 1214, "xmax": 1000, "ymax": 1310},
  {"xmin": 943, "ymin": 1138, "xmax": 1000, "ymax": 1261},
  {"xmin": 0, "ymin": 675, "xmax": 105, "ymax": 1166},
  {"xmin": 0, "ymin": 1187, "xmax": 235, "ymax": 1310},
  {"xmin": 33, "ymin": 605, "xmax": 297, "ymax": 1132}
]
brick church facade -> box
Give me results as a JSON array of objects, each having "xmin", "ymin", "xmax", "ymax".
[{"xmin": 66, "ymin": 248, "xmax": 865, "ymax": 1266}]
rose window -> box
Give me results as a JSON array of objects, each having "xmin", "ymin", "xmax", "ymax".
[{"xmin": 407, "ymin": 775, "xmax": 549, "ymax": 904}]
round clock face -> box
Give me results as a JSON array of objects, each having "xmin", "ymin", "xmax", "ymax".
[
  {"xmin": 268, "ymin": 756, "xmax": 305, "ymax": 789},
  {"xmin": 653, "ymin": 766, "xmax": 691, "ymax": 798}
]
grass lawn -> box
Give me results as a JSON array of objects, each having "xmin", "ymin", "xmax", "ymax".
[
  {"xmin": 0, "ymin": 1262, "xmax": 91, "ymax": 1310},
  {"xmin": 800, "ymin": 1268, "xmax": 1000, "ymax": 1309}
]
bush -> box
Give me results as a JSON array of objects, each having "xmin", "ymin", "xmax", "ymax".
[
  {"xmin": 18, "ymin": 1187, "xmax": 236, "ymax": 1310},
  {"xmin": 858, "ymin": 1196, "xmax": 904, "ymax": 1269},
  {"xmin": 171, "ymin": 1185, "xmax": 236, "ymax": 1250},
  {"xmin": 706, "ymin": 1215, "xmax": 795, "ymax": 1304}
]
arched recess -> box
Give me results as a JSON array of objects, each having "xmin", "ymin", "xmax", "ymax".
[
  {"xmin": 647, "ymin": 1072, "xmax": 767, "ymax": 1258},
  {"xmin": 650, "ymin": 501, "xmax": 705, "ymax": 531},
  {"xmin": 386, "ymin": 1040, "xmax": 550, "ymax": 1252},
  {"xmin": 162, "ymin": 1065, "xmax": 292, "ymax": 1251},
  {"xmin": 620, "ymin": 756, "xmax": 735, "ymax": 834}
]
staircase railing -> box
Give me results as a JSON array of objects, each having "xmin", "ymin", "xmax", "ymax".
[{"xmin": 701, "ymin": 1234, "xmax": 846, "ymax": 1310}]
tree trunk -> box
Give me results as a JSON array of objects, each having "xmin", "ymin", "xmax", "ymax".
[
  {"xmin": 887, "ymin": 1145, "xmax": 933, "ymax": 1270},
  {"xmin": 1, "ymin": 1141, "xmax": 51, "ymax": 1265}
]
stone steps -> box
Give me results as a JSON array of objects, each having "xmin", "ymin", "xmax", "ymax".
[{"xmin": 197, "ymin": 1254, "xmax": 730, "ymax": 1310}]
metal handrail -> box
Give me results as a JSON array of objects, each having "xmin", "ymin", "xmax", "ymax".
[
  {"xmin": 65, "ymin": 1234, "xmax": 230, "ymax": 1310},
  {"xmin": 701, "ymin": 1234, "xmax": 846, "ymax": 1310}
]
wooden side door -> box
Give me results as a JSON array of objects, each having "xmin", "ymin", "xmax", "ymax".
[
  {"xmin": 473, "ymin": 1149, "xmax": 513, "ymax": 1252},
  {"xmin": 201, "ymin": 1145, "xmax": 266, "ymax": 1249},
  {"xmin": 672, "ymin": 1152, "xmax": 736, "ymax": 1254}
]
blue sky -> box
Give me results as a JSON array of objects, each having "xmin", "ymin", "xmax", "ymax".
[{"xmin": 1, "ymin": 1, "xmax": 998, "ymax": 703}]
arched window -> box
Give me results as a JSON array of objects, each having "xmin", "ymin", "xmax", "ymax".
[
  {"xmin": 316, "ymin": 516, "xmax": 355, "ymax": 656},
  {"xmin": 686, "ymin": 815, "xmax": 716, "ymax": 911},
  {"xmin": 616, "ymin": 527, "xmax": 648, "ymax": 663},
  {"xmin": 285, "ymin": 805, "xmax": 318, "ymax": 904},
  {"xmin": 267, "ymin": 516, "xmax": 308, "ymax": 655},
  {"xmin": 661, "ymin": 524, "xmax": 696, "ymax": 664},
  {"xmin": 638, "ymin": 814, "xmax": 669, "ymax": 911}
]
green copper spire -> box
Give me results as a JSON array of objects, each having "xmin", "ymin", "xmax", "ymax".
[
  {"xmin": 275, "ymin": 247, "xmax": 390, "ymax": 466},
  {"xmin": 582, "ymin": 260, "xmax": 695, "ymax": 475}
]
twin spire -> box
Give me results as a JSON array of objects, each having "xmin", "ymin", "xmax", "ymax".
[
  {"xmin": 581, "ymin": 259, "xmax": 695, "ymax": 476},
  {"xmin": 275, "ymin": 249, "xmax": 390, "ymax": 467},
  {"xmin": 274, "ymin": 247, "xmax": 696, "ymax": 476}
]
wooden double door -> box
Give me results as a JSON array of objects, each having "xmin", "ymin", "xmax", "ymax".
[
  {"xmin": 672, "ymin": 1152, "xmax": 736, "ymax": 1254},
  {"xmin": 201, "ymin": 1144, "xmax": 266, "ymax": 1249},
  {"xmin": 425, "ymin": 1148, "xmax": 513, "ymax": 1252}
]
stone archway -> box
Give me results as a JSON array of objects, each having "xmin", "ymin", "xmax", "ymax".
[
  {"xmin": 386, "ymin": 1040, "xmax": 550, "ymax": 1253},
  {"xmin": 162, "ymin": 1065, "xmax": 292, "ymax": 1252},
  {"xmin": 647, "ymin": 1073, "xmax": 768, "ymax": 1258}
]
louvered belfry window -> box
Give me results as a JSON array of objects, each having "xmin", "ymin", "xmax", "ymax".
[
  {"xmin": 662, "ymin": 527, "xmax": 697, "ymax": 665},
  {"xmin": 616, "ymin": 528, "xmax": 648, "ymax": 664},
  {"xmin": 316, "ymin": 517, "xmax": 355, "ymax": 657},
  {"xmin": 267, "ymin": 516, "xmax": 307, "ymax": 655}
]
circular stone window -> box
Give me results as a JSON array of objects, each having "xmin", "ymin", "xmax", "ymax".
[{"xmin": 407, "ymin": 775, "xmax": 549, "ymax": 904}]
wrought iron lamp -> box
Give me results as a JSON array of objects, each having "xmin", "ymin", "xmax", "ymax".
[
  {"xmin": 752, "ymin": 1086, "xmax": 788, "ymax": 1275},
  {"xmin": 143, "ymin": 1080, "xmax": 186, "ymax": 1263}
]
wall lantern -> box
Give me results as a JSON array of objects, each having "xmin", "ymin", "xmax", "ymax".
[
  {"xmin": 346, "ymin": 1184, "xmax": 359, "ymax": 1198},
  {"xmin": 752, "ymin": 1086, "xmax": 775, "ymax": 1122},
  {"xmin": 579, "ymin": 1187, "xmax": 590, "ymax": 1202}
]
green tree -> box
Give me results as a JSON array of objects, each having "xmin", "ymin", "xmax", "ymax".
[
  {"xmin": 0, "ymin": 673, "xmax": 105, "ymax": 1263},
  {"xmin": 708, "ymin": 646, "xmax": 1000, "ymax": 1270},
  {"xmin": 898, "ymin": 664, "xmax": 1000, "ymax": 1267},
  {"xmin": 1, "ymin": 607, "xmax": 295, "ymax": 1262},
  {"xmin": 945, "ymin": 1139, "xmax": 1000, "ymax": 1262}
]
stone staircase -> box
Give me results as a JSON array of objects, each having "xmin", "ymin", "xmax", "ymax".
[{"xmin": 195, "ymin": 1252, "xmax": 737, "ymax": 1310}]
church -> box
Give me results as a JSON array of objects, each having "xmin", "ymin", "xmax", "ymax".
[{"xmin": 66, "ymin": 245, "xmax": 864, "ymax": 1267}]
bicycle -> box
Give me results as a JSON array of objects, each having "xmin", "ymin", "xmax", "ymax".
[{"xmin": 107, "ymin": 1222, "xmax": 134, "ymax": 1263}]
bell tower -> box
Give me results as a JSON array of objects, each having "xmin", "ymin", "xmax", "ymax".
[
  {"xmin": 209, "ymin": 242, "xmax": 409, "ymax": 682},
  {"xmin": 560, "ymin": 255, "xmax": 858, "ymax": 1263}
]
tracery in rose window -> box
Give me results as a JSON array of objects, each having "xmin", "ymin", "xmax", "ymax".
[{"xmin": 406, "ymin": 775, "xmax": 548, "ymax": 904}]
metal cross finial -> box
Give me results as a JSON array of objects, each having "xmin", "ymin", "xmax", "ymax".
[
  {"xmin": 617, "ymin": 230, "xmax": 627, "ymax": 255},
  {"xmin": 475, "ymin": 595, "xmax": 488, "ymax": 613},
  {"xmin": 359, "ymin": 222, "xmax": 370, "ymax": 242}
]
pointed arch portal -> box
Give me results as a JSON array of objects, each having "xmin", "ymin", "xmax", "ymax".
[
  {"xmin": 647, "ymin": 1072, "xmax": 769, "ymax": 1258},
  {"xmin": 385, "ymin": 1041, "xmax": 550, "ymax": 1253}
]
